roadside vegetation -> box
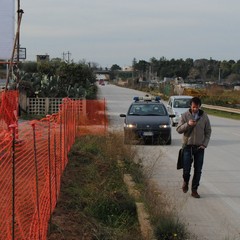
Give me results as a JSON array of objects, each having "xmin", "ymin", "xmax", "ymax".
[
  {"xmin": 47, "ymin": 133, "xmax": 142, "ymax": 240},
  {"xmin": 9, "ymin": 60, "xmax": 98, "ymax": 99},
  {"xmin": 201, "ymin": 108, "xmax": 240, "ymax": 120},
  {"xmin": 129, "ymin": 83, "xmax": 240, "ymax": 108},
  {"xmin": 120, "ymin": 83, "xmax": 240, "ymax": 120},
  {"xmin": 47, "ymin": 133, "xmax": 192, "ymax": 240},
  {"xmin": 111, "ymin": 57, "xmax": 240, "ymax": 85}
]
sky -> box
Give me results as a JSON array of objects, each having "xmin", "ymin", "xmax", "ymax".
[{"xmin": 19, "ymin": 0, "xmax": 240, "ymax": 68}]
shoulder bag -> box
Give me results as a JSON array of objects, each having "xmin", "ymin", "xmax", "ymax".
[{"xmin": 177, "ymin": 123, "xmax": 197, "ymax": 170}]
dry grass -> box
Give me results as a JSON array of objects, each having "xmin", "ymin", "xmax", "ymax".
[
  {"xmin": 142, "ymin": 181, "xmax": 192, "ymax": 240},
  {"xmin": 47, "ymin": 132, "xmax": 193, "ymax": 240},
  {"xmin": 132, "ymin": 147, "xmax": 195, "ymax": 240},
  {"xmin": 47, "ymin": 133, "xmax": 143, "ymax": 240}
]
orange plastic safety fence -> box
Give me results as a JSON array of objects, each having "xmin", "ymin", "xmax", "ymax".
[
  {"xmin": 75, "ymin": 99, "xmax": 108, "ymax": 136},
  {"xmin": 0, "ymin": 130, "xmax": 12, "ymax": 240},
  {"xmin": 0, "ymin": 90, "xmax": 19, "ymax": 131},
  {"xmin": 0, "ymin": 97, "xmax": 108, "ymax": 240}
]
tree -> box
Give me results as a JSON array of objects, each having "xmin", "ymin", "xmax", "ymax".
[
  {"xmin": 132, "ymin": 58, "xmax": 137, "ymax": 69},
  {"xmin": 149, "ymin": 57, "xmax": 159, "ymax": 78},
  {"xmin": 226, "ymin": 73, "xmax": 240, "ymax": 84},
  {"xmin": 220, "ymin": 61, "xmax": 232, "ymax": 79},
  {"xmin": 187, "ymin": 67, "xmax": 200, "ymax": 80},
  {"xmin": 231, "ymin": 61, "xmax": 240, "ymax": 74},
  {"xmin": 193, "ymin": 59, "xmax": 209, "ymax": 81},
  {"xmin": 110, "ymin": 64, "xmax": 121, "ymax": 71},
  {"xmin": 19, "ymin": 61, "xmax": 38, "ymax": 73},
  {"xmin": 18, "ymin": 61, "xmax": 97, "ymax": 99},
  {"xmin": 134, "ymin": 60, "xmax": 150, "ymax": 80}
]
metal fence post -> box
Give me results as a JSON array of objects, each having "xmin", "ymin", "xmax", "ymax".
[
  {"xmin": 53, "ymin": 123, "xmax": 58, "ymax": 201},
  {"xmin": 104, "ymin": 98, "xmax": 106, "ymax": 133},
  {"xmin": 46, "ymin": 115, "xmax": 52, "ymax": 230},
  {"xmin": 30, "ymin": 121, "xmax": 41, "ymax": 240},
  {"xmin": 63, "ymin": 99, "xmax": 67, "ymax": 168},
  {"xmin": 9, "ymin": 124, "xmax": 17, "ymax": 240},
  {"xmin": 59, "ymin": 112, "xmax": 63, "ymax": 174},
  {"xmin": 74, "ymin": 101, "xmax": 76, "ymax": 140}
]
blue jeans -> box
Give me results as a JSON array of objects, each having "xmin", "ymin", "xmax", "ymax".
[{"xmin": 182, "ymin": 145, "xmax": 204, "ymax": 190}]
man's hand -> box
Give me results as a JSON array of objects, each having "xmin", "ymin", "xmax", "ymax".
[{"xmin": 188, "ymin": 119, "xmax": 197, "ymax": 126}]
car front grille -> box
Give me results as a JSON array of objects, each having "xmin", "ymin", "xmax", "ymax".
[{"xmin": 137, "ymin": 124, "xmax": 159, "ymax": 129}]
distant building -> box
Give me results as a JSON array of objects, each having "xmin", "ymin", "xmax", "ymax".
[
  {"xmin": 96, "ymin": 74, "xmax": 108, "ymax": 81},
  {"xmin": 122, "ymin": 66, "xmax": 133, "ymax": 72},
  {"xmin": 94, "ymin": 70, "xmax": 110, "ymax": 82},
  {"xmin": 37, "ymin": 55, "xmax": 50, "ymax": 62}
]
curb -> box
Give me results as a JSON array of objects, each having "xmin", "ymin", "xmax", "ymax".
[{"xmin": 123, "ymin": 173, "xmax": 156, "ymax": 240}]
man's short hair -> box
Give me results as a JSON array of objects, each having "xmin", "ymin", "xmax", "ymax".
[{"xmin": 190, "ymin": 97, "xmax": 201, "ymax": 106}]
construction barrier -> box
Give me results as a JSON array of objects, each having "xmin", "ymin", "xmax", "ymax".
[
  {"xmin": 0, "ymin": 92, "xmax": 108, "ymax": 240},
  {"xmin": 0, "ymin": 90, "xmax": 19, "ymax": 131},
  {"xmin": 76, "ymin": 99, "xmax": 108, "ymax": 136}
]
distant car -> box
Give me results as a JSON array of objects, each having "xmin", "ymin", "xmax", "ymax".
[
  {"xmin": 166, "ymin": 95, "xmax": 193, "ymax": 126},
  {"xmin": 99, "ymin": 79, "xmax": 105, "ymax": 85},
  {"xmin": 120, "ymin": 95, "xmax": 175, "ymax": 145}
]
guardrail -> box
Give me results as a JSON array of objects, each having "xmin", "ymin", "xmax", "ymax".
[{"xmin": 202, "ymin": 104, "xmax": 240, "ymax": 114}]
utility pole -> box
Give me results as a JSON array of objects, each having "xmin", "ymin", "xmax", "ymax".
[
  {"xmin": 62, "ymin": 51, "xmax": 71, "ymax": 63},
  {"xmin": 66, "ymin": 51, "xmax": 71, "ymax": 63},
  {"xmin": 218, "ymin": 67, "xmax": 221, "ymax": 83},
  {"xmin": 6, "ymin": 0, "xmax": 24, "ymax": 89},
  {"xmin": 17, "ymin": 0, "xmax": 20, "ymax": 63},
  {"xmin": 16, "ymin": 0, "xmax": 23, "ymax": 87}
]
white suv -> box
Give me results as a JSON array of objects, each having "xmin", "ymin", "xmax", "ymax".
[{"xmin": 166, "ymin": 95, "xmax": 193, "ymax": 126}]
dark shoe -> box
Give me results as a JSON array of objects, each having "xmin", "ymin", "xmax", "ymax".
[
  {"xmin": 182, "ymin": 182, "xmax": 188, "ymax": 193},
  {"xmin": 191, "ymin": 190, "xmax": 200, "ymax": 198}
]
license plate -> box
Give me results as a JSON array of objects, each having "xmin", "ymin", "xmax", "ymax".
[{"xmin": 143, "ymin": 132, "xmax": 153, "ymax": 136}]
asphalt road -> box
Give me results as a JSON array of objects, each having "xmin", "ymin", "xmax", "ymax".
[{"xmin": 98, "ymin": 84, "xmax": 240, "ymax": 240}]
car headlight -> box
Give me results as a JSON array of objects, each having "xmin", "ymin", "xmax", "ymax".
[
  {"xmin": 159, "ymin": 124, "xmax": 171, "ymax": 129},
  {"xmin": 125, "ymin": 123, "xmax": 137, "ymax": 128}
]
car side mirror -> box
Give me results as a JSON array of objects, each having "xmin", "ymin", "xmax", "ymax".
[{"xmin": 120, "ymin": 114, "xmax": 126, "ymax": 117}]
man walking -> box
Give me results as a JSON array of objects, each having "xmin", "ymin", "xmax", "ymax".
[{"xmin": 176, "ymin": 97, "xmax": 211, "ymax": 198}]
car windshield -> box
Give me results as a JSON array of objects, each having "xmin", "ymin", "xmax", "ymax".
[
  {"xmin": 128, "ymin": 104, "xmax": 167, "ymax": 116},
  {"xmin": 173, "ymin": 99, "xmax": 191, "ymax": 108}
]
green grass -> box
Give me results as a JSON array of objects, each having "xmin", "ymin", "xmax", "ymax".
[
  {"xmin": 47, "ymin": 134, "xmax": 143, "ymax": 240},
  {"xmin": 47, "ymin": 133, "xmax": 191, "ymax": 240},
  {"xmin": 202, "ymin": 108, "xmax": 240, "ymax": 120},
  {"xmin": 154, "ymin": 216, "xmax": 189, "ymax": 240}
]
